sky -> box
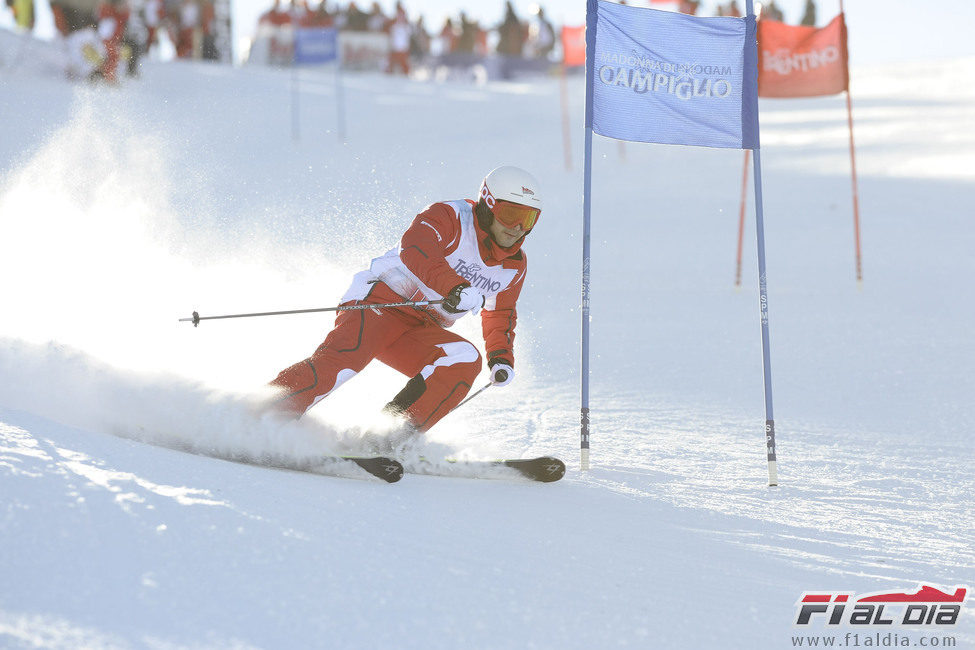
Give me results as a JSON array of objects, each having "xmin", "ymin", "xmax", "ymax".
[{"xmin": 4, "ymin": 0, "xmax": 975, "ymax": 67}]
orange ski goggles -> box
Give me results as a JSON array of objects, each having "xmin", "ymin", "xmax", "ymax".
[{"xmin": 491, "ymin": 200, "xmax": 541, "ymax": 230}]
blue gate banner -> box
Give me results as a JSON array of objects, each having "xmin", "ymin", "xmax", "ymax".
[
  {"xmin": 294, "ymin": 28, "xmax": 339, "ymax": 65},
  {"xmin": 586, "ymin": 0, "xmax": 759, "ymax": 149}
]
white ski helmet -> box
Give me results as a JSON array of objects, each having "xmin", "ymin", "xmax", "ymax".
[{"xmin": 478, "ymin": 166, "xmax": 543, "ymax": 230}]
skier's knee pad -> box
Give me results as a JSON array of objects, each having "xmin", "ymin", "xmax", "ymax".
[
  {"xmin": 270, "ymin": 359, "xmax": 319, "ymax": 395},
  {"xmin": 419, "ymin": 341, "xmax": 482, "ymax": 383},
  {"xmin": 385, "ymin": 373, "xmax": 427, "ymax": 415}
]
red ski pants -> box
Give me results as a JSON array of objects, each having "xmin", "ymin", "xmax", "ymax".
[{"xmin": 268, "ymin": 303, "xmax": 482, "ymax": 432}]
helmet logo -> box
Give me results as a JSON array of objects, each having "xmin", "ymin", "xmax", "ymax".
[
  {"xmin": 522, "ymin": 186, "xmax": 535, "ymax": 196},
  {"xmin": 480, "ymin": 184, "xmax": 496, "ymax": 208}
]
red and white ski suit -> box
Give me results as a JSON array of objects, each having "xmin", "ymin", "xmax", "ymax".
[{"xmin": 269, "ymin": 199, "xmax": 527, "ymax": 432}]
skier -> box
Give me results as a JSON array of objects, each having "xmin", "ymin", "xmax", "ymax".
[{"xmin": 267, "ymin": 166, "xmax": 542, "ymax": 446}]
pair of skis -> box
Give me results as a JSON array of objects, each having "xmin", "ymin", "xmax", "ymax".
[
  {"xmin": 334, "ymin": 455, "xmax": 566, "ymax": 484},
  {"xmin": 180, "ymin": 304, "xmax": 564, "ymax": 483}
]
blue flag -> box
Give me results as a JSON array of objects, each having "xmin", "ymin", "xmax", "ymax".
[
  {"xmin": 585, "ymin": 0, "xmax": 759, "ymax": 149},
  {"xmin": 294, "ymin": 28, "xmax": 339, "ymax": 65}
]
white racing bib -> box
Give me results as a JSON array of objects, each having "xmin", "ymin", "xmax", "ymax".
[{"xmin": 343, "ymin": 200, "xmax": 518, "ymax": 326}]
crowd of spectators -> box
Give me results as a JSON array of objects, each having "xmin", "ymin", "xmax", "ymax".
[
  {"xmin": 252, "ymin": 1, "xmax": 558, "ymax": 73},
  {"xmin": 18, "ymin": 0, "xmax": 224, "ymax": 83},
  {"xmin": 251, "ymin": 0, "xmax": 820, "ymax": 73},
  {"xmin": 2, "ymin": 0, "xmax": 821, "ymax": 83}
]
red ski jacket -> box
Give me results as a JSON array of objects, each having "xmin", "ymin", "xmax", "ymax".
[{"xmin": 398, "ymin": 200, "xmax": 527, "ymax": 369}]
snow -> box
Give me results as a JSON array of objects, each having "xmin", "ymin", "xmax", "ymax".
[{"xmin": 2, "ymin": 29, "xmax": 974, "ymax": 649}]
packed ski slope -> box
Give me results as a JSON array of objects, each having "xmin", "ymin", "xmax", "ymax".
[{"xmin": 2, "ymin": 30, "xmax": 974, "ymax": 649}]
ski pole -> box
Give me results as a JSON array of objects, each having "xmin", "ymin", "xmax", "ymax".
[
  {"xmin": 452, "ymin": 381, "xmax": 493, "ymax": 412},
  {"xmin": 179, "ymin": 299, "xmax": 443, "ymax": 327},
  {"xmin": 451, "ymin": 362, "xmax": 515, "ymax": 413}
]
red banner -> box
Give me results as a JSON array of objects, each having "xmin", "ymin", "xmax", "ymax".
[
  {"xmin": 757, "ymin": 14, "xmax": 849, "ymax": 98},
  {"xmin": 561, "ymin": 25, "xmax": 586, "ymax": 67}
]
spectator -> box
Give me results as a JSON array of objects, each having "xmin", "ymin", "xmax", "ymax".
[
  {"xmin": 97, "ymin": 0, "xmax": 129, "ymax": 81},
  {"xmin": 456, "ymin": 11, "xmax": 475, "ymax": 54},
  {"xmin": 344, "ymin": 1, "xmax": 368, "ymax": 31},
  {"xmin": 256, "ymin": 1, "xmax": 275, "ymax": 27},
  {"xmin": 143, "ymin": 0, "xmax": 164, "ymax": 52},
  {"xmin": 438, "ymin": 16, "xmax": 456, "ymax": 55},
  {"xmin": 474, "ymin": 19, "xmax": 487, "ymax": 56},
  {"xmin": 260, "ymin": 0, "xmax": 292, "ymax": 63},
  {"xmin": 306, "ymin": 0, "xmax": 334, "ymax": 28},
  {"xmin": 51, "ymin": 0, "xmax": 88, "ymax": 35},
  {"xmin": 288, "ymin": 0, "xmax": 308, "ymax": 25},
  {"xmin": 200, "ymin": 0, "xmax": 217, "ymax": 59},
  {"xmin": 51, "ymin": 1, "xmax": 104, "ymax": 80},
  {"xmin": 496, "ymin": 1, "xmax": 524, "ymax": 57},
  {"xmin": 409, "ymin": 14, "xmax": 429, "ymax": 61},
  {"xmin": 176, "ymin": 0, "xmax": 198, "ymax": 58},
  {"xmin": 761, "ymin": 0, "xmax": 784, "ymax": 21},
  {"xmin": 331, "ymin": 0, "xmax": 345, "ymax": 28},
  {"xmin": 800, "ymin": 0, "xmax": 816, "ymax": 26},
  {"xmin": 716, "ymin": 1, "xmax": 741, "ymax": 17},
  {"xmin": 120, "ymin": 4, "xmax": 142, "ymax": 74},
  {"xmin": 163, "ymin": 0, "xmax": 180, "ymax": 47},
  {"xmin": 677, "ymin": 0, "xmax": 700, "ymax": 15},
  {"xmin": 50, "ymin": 0, "xmax": 68, "ymax": 34},
  {"xmin": 526, "ymin": 5, "xmax": 554, "ymax": 60},
  {"xmin": 388, "ymin": 4, "xmax": 411, "ymax": 74},
  {"xmin": 366, "ymin": 1, "xmax": 386, "ymax": 32}
]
